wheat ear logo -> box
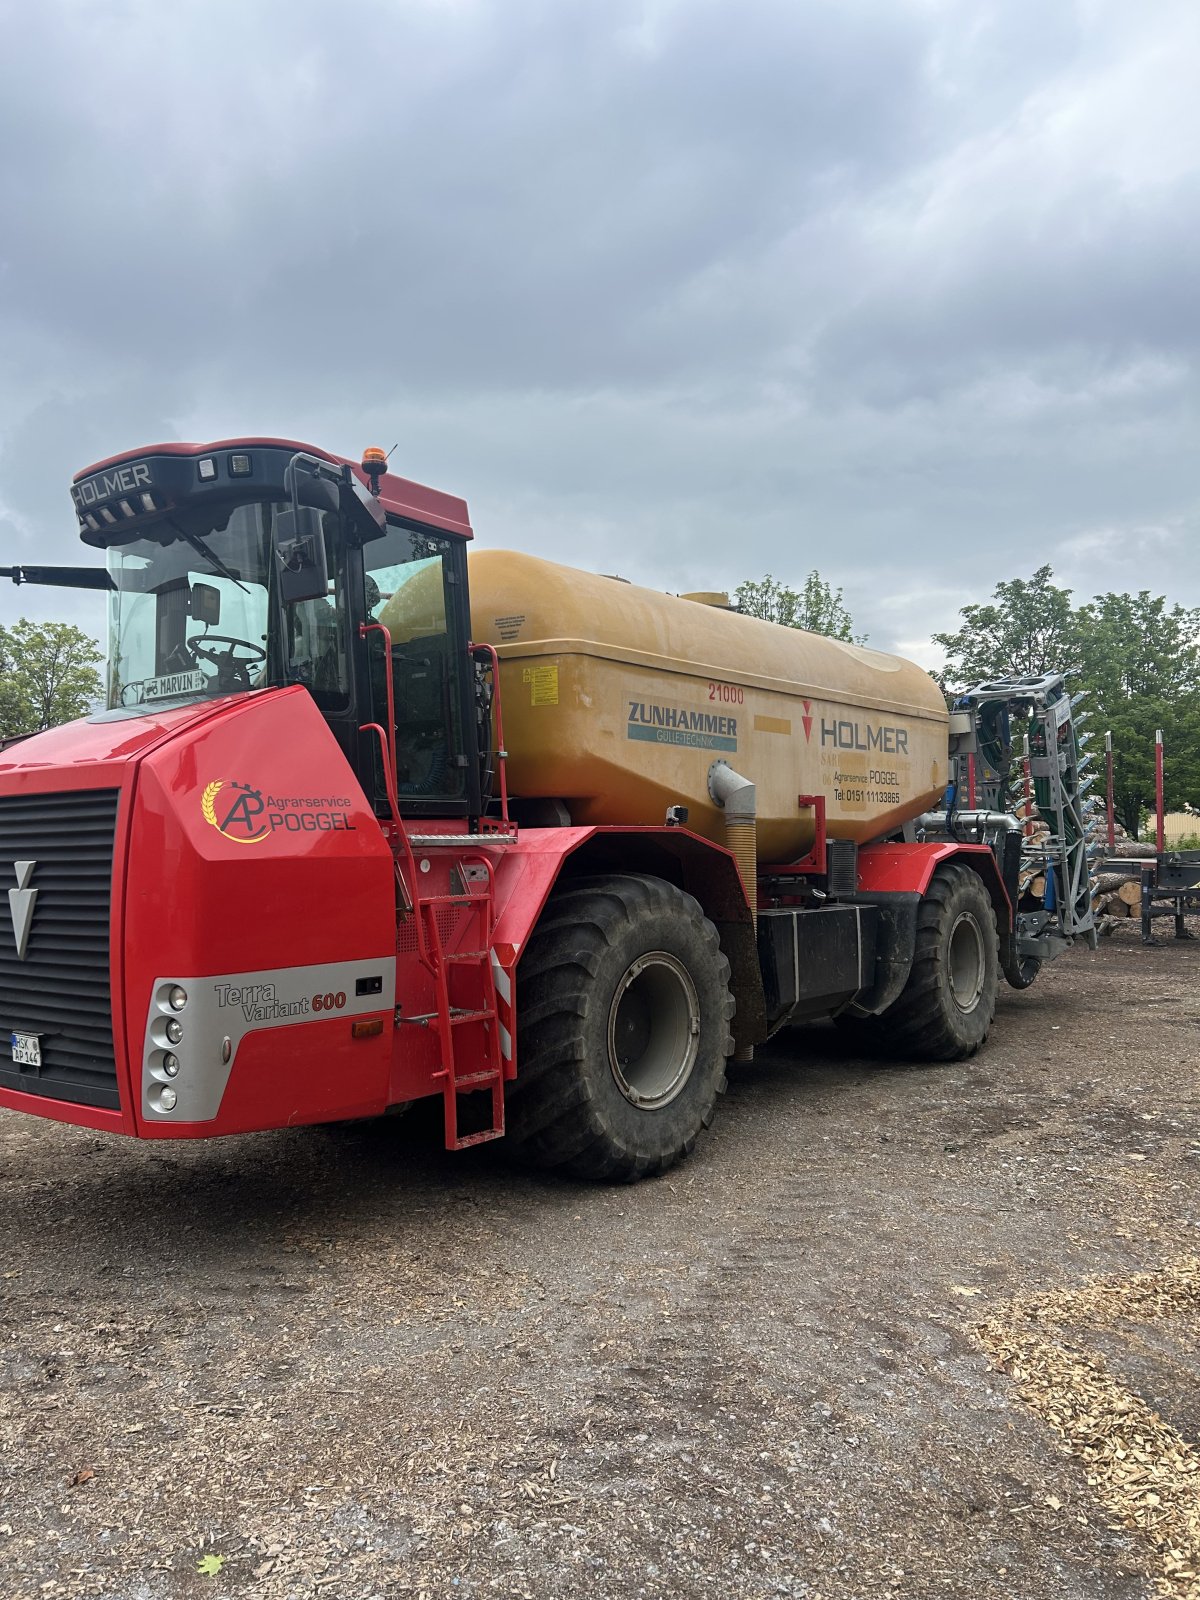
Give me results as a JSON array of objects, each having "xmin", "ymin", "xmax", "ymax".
[{"xmin": 202, "ymin": 780, "xmax": 270, "ymax": 843}]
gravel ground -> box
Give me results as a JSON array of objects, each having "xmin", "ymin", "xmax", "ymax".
[{"xmin": 2, "ymin": 922, "xmax": 1199, "ymax": 1600}]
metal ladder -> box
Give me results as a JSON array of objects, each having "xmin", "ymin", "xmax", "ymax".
[{"xmin": 398, "ymin": 877, "xmax": 506, "ymax": 1151}]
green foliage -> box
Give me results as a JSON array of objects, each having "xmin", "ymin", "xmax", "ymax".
[
  {"xmin": 932, "ymin": 564, "xmax": 1078, "ymax": 688},
  {"xmin": 735, "ymin": 571, "xmax": 865, "ymax": 643},
  {"xmin": 0, "ymin": 620, "xmax": 104, "ymax": 739},
  {"xmin": 1077, "ymin": 591, "xmax": 1200, "ymax": 836},
  {"xmin": 932, "ymin": 569, "xmax": 1200, "ymax": 839}
]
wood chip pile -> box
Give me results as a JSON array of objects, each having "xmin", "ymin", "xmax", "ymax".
[{"xmin": 977, "ymin": 1258, "xmax": 1200, "ymax": 1599}]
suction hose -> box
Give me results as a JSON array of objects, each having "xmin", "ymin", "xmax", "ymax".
[{"xmin": 708, "ymin": 761, "xmax": 757, "ymax": 1065}]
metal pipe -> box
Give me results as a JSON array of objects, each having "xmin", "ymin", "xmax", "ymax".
[
  {"xmin": 1022, "ymin": 733, "xmax": 1035, "ymax": 838},
  {"xmin": 1105, "ymin": 730, "xmax": 1115, "ymax": 849},
  {"xmin": 708, "ymin": 761, "xmax": 757, "ymax": 917},
  {"xmin": 1156, "ymin": 729, "xmax": 1165, "ymax": 854},
  {"xmin": 914, "ymin": 809, "xmax": 1021, "ymax": 835},
  {"xmin": 707, "ymin": 761, "xmax": 757, "ymax": 1064}
]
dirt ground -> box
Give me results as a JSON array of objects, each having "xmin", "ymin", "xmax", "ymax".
[{"xmin": 2, "ymin": 923, "xmax": 1199, "ymax": 1600}]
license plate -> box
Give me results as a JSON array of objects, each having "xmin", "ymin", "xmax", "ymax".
[{"xmin": 11, "ymin": 1032, "xmax": 41, "ymax": 1068}]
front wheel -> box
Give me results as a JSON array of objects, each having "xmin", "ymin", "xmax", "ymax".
[
  {"xmin": 507, "ymin": 874, "xmax": 734, "ymax": 1180},
  {"xmin": 884, "ymin": 863, "xmax": 999, "ymax": 1061}
]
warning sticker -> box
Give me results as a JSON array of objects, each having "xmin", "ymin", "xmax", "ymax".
[{"xmin": 523, "ymin": 664, "xmax": 559, "ymax": 705}]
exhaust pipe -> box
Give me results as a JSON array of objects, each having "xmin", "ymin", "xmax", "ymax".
[{"xmin": 708, "ymin": 760, "xmax": 757, "ymax": 919}]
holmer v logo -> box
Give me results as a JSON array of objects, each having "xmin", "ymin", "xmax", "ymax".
[{"xmin": 8, "ymin": 860, "xmax": 38, "ymax": 961}]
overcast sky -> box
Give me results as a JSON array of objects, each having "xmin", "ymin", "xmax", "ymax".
[{"xmin": 1, "ymin": 0, "xmax": 1197, "ymax": 667}]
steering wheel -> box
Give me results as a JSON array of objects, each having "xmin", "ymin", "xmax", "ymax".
[
  {"xmin": 192, "ymin": 634, "xmax": 267, "ymax": 665},
  {"xmin": 192, "ymin": 634, "xmax": 268, "ymax": 693}
]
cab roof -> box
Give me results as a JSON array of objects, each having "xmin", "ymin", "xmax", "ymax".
[{"xmin": 74, "ymin": 437, "xmax": 473, "ymax": 540}]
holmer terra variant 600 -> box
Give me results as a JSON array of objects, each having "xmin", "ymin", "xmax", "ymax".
[{"xmin": 0, "ymin": 440, "xmax": 1096, "ymax": 1178}]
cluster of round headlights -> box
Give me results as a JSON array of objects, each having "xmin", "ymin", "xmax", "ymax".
[{"xmin": 154, "ymin": 986, "xmax": 189, "ymax": 1112}]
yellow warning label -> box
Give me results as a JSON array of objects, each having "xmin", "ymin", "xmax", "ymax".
[
  {"xmin": 522, "ymin": 664, "xmax": 559, "ymax": 705},
  {"xmin": 753, "ymin": 715, "xmax": 792, "ymax": 736}
]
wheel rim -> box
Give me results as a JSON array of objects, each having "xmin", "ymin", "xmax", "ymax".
[
  {"xmin": 607, "ymin": 951, "xmax": 701, "ymax": 1109},
  {"xmin": 947, "ymin": 911, "xmax": 985, "ymax": 1012}
]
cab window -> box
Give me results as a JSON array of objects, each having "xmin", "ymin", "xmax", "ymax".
[{"xmin": 365, "ymin": 522, "xmax": 466, "ymax": 803}]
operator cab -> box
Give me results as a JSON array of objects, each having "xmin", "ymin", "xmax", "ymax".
[{"xmin": 73, "ymin": 439, "xmax": 486, "ymax": 822}]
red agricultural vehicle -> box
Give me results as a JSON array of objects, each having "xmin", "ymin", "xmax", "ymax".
[{"xmin": 0, "ymin": 439, "xmax": 1092, "ymax": 1178}]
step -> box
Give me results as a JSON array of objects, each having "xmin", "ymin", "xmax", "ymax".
[
  {"xmin": 451, "ymin": 1127, "xmax": 506, "ymax": 1150},
  {"xmin": 407, "ymin": 834, "xmax": 516, "ymax": 847}
]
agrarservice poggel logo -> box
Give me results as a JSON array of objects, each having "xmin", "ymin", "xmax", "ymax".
[{"xmin": 201, "ymin": 780, "xmax": 358, "ymax": 843}]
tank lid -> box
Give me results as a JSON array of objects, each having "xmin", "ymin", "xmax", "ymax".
[{"xmin": 680, "ymin": 590, "xmax": 732, "ymax": 609}]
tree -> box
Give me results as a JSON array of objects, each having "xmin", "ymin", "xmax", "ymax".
[
  {"xmin": 1076, "ymin": 592, "xmax": 1200, "ymax": 836},
  {"xmin": 0, "ymin": 620, "xmax": 103, "ymax": 738},
  {"xmin": 931, "ymin": 568, "xmax": 1200, "ymax": 839},
  {"xmin": 735, "ymin": 571, "xmax": 865, "ymax": 643},
  {"xmin": 932, "ymin": 564, "xmax": 1078, "ymax": 691}
]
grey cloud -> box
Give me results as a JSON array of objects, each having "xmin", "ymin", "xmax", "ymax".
[{"xmin": 0, "ymin": 0, "xmax": 1197, "ymax": 662}]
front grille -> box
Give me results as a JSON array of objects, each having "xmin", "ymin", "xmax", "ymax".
[{"xmin": 0, "ymin": 789, "xmax": 120, "ymax": 1110}]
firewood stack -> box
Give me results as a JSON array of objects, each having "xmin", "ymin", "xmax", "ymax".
[
  {"xmin": 1086, "ymin": 818, "xmax": 1157, "ymax": 932},
  {"xmin": 1015, "ymin": 809, "xmax": 1154, "ymax": 934}
]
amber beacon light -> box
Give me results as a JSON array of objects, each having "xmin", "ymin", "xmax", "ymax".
[{"xmin": 361, "ymin": 446, "xmax": 388, "ymax": 493}]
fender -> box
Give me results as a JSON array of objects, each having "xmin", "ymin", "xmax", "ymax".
[
  {"xmin": 844, "ymin": 841, "xmax": 1012, "ymax": 1017},
  {"xmin": 855, "ymin": 840, "xmax": 1011, "ymax": 924},
  {"xmin": 490, "ymin": 824, "xmax": 765, "ymax": 1055}
]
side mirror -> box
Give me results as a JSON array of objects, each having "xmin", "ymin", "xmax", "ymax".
[
  {"xmin": 274, "ymin": 507, "xmax": 330, "ymax": 605},
  {"xmin": 189, "ymin": 581, "xmax": 221, "ymax": 627}
]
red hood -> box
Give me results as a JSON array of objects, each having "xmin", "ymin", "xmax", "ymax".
[{"xmin": 0, "ymin": 693, "xmax": 264, "ymax": 792}]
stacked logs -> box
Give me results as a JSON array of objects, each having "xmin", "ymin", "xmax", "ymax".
[
  {"xmin": 1090, "ymin": 821, "xmax": 1156, "ymax": 932},
  {"xmin": 1015, "ymin": 812, "xmax": 1154, "ymax": 934}
]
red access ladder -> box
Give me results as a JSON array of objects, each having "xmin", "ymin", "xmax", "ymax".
[{"xmin": 414, "ymin": 869, "xmax": 506, "ymax": 1151}]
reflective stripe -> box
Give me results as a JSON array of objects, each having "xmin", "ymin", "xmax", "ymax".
[{"xmin": 490, "ymin": 951, "xmax": 511, "ymax": 1003}]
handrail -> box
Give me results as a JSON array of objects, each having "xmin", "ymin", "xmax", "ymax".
[
  {"xmin": 469, "ymin": 640, "xmax": 511, "ymax": 827},
  {"xmin": 359, "ymin": 617, "xmax": 433, "ymax": 974}
]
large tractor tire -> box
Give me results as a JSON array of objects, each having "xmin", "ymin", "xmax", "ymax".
[
  {"xmin": 882, "ymin": 863, "xmax": 999, "ymax": 1061},
  {"xmin": 507, "ymin": 874, "xmax": 734, "ymax": 1181}
]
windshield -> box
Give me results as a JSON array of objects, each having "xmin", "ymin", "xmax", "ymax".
[{"xmin": 105, "ymin": 502, "xmax": 350, "ymax": 712}]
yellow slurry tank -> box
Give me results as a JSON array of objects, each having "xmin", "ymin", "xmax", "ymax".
[{"xmin": 455, "ymin": 550, "xmax": 947, "ymax": 862}]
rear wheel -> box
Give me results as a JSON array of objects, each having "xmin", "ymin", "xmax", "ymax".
[
  {"xmin": 883, "ymin": 864, "xmax": 999, "ymax": 1061},
  {"xmin": 507, "ymin": 874, "xmax": 734, "ymax": 1180}
]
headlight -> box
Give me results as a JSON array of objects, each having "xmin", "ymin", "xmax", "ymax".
[
  {"xmin": 168, "ymin": 985, "xmax": 188, "ymax": 1011},
  {"xmin": 165, "ymin": 1018, "xmax": 183, "ymax": 1044},
  {"xmin": 162, "ymin": 1053, "xmax": 180, "ymax": 1078},
  {"xmin": 159, "ymin": 1086, "xmax": 178, "ymax": 1111}
]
